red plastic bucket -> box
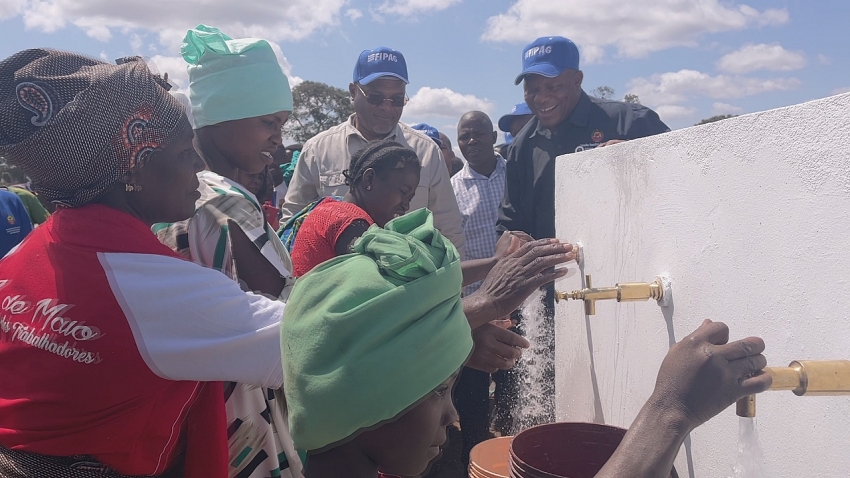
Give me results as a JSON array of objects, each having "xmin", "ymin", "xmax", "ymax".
[{"xmin": 508, "ymin": 422, "xmax": 676, "ymax": 478}]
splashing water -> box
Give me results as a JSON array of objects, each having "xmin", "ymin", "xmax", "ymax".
[
  {"xmin": 729, "ymin": 417, "xmax": 766, "ymax": 478},
  {"xmin": 510, "ymin": 288, "xmax": 554, "ymax": 433}
]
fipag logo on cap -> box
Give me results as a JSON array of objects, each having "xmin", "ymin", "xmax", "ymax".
[
  {"xmin": 367, "ymin": 52, "xmax": 399, "ymax": 63},
  {"xmin": 514, "ymin": 36, "xmax": 580, "ymax": 85},
  {"xmin": 354, "ymin": 47, "xmax": 409, "ymax": 85},
  {"xmin": 524, "ymin": 45, "xmax": 554, "ymax": 60}
]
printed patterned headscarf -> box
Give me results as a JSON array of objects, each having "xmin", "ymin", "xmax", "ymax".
[{"xmin": 0, "ymin": 49, "xmax": 185, "ymax": 207}]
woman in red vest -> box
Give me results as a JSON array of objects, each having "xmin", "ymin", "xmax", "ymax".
[{"xmin": 0, "ymin": 49, "xmax": 287, "ymax": 478}]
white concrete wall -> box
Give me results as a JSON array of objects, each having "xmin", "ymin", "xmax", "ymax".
[{"xmin": 553, "ymin": 93, "xmax": 850, "ymax": 478}]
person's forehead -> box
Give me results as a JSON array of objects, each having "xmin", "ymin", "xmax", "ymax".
[
  {"xmin": 524, "ymin": 70, "xmax": 573, "ymax": 87},
  {"xmin": 256, "ymin": 111, "xmax": 289, "ymax": 122},
  {"xmin": 458, "ymin": 118, "xmax": 490, "ymax": 132}
]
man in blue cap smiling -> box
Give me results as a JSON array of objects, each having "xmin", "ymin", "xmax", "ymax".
[{"xmin": 497, "ymin": 36, "xmax": 670, "ymax": 424}]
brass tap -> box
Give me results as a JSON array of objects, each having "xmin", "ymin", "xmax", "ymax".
[
  {"xmin": 555, "ymin": 274, "xmax": 665, "ymax": 315},
  {"xmin": 736, "ymin": 360, "xmax": 850, "ymax": 417}
]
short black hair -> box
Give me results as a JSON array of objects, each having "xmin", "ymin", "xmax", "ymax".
[{"xmin": 344, "ymin": 139, "xmax": 420, "ymax": 186}]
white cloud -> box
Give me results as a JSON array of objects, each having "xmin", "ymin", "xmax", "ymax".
[
  {"xmin": 481, "ymin": 0, "xmax": 788, "ymax": 62},
  {"xmin": 345, "ymin": 8, "xmax": 363, "ymax": 21},
  {"xmin": 129, "ymin": 34, "xmax": 144, "ymax": 52},
  {"xmin": 626, "ymin": 69, "xmax": 799, "ymax": 124},
  {"xmin": 0, "ymin": 0, "xmax": 26, "ymax": 20},
  {"xmin": 712, "ymin": 102, "xmax": 744, "ymax": 114},
  {"xmin": 654, "ymin": 105, "xmax": 696, "ymax": 120},
  {"xmin": 832, "ymin": 86, "xmax": 850, "ymax": 95},
  {"xmin": 402, "ymin": 87, "xmax": 495, "ymax": 123},
  {"xmin": 13, "ymin": 0, "xmax": 348, "ymax": 50},
  {"xmin": 818, "ymin": 54, "xmax": 831, "ymax": 65},
  {"xmin": 148, "ymin": 55, "xmax": 189, "ymax": 90},
  {"xmin": 626, "ymin": 69, "xmax": 801, "ymax": 108},
  {"xmin": 375, "ymin": 0, "xmax": 461, "ymax": 16},
  {"xmin": 268, "ymin": 42, "xmax": 304, "ymax": 87},
  {"xmin": 72, "ymin": 15, "xmax": 117, "ymax": 41},
  {"xmin": 717, "ymin": 43, "xmax": 806, "ymax": 74}
]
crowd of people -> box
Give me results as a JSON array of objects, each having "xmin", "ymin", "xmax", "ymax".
[{"xmin": 0, "ymin": 24, "xmax": 772, "ymax": 478}]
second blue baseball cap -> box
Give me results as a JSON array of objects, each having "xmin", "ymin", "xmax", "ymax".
[
  {"xmin": 514, "ymin": 36, "xmax": 580, "ymax": 85},
  {"xmin": 353, "ymin": 47, "xmax": 409, "ymax": 85},
  {"xmin": 498, "ymin": 102, "xmax": 533, "ymax": 132},
  {"xmin": 410, "ymin": 123, "xmax": 442, "ymax": 147}
]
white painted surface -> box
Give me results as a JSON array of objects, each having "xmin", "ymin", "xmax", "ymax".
[{"xmin": 553, "ymin": 93, "xmax": 850, "ymax": 478}]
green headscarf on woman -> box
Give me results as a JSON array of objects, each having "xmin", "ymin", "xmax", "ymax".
[{"xmin": 282, "ymin": 208, "xmax": 472, "ymax": 477}]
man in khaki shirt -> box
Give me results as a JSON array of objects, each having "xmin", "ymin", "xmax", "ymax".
[{"xmin": 281, "ymin": 46, "xmax": 465, "ymax": 255}]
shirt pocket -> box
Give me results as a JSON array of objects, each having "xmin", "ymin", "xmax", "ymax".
[{"xmin": 318, "ymin": 171, "xmax": 349, "ymax": 196}]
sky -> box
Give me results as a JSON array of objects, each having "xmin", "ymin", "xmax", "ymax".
[{"xmin": 1, "ymin": 0, "xmax": 849, "ymax": 145}]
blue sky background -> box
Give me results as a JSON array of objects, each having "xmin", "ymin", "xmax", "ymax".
[{"xmin": 1, "ymin": 0, "xmax": 848, "ymax": 147}]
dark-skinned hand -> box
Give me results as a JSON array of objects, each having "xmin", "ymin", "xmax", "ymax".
[
  {"xmin": 649, "ymin": 320, "xmax": 772, "ymax": 430},
  {"xmin": 473, "ymin": 238, "xmax": 575, "ymax": 320},
  {"xmin": 596, "ymin": 139, "xmax": 627, "ymax": 148},
  {"xmin": 493, "ymin": 230, "xmax": 534, "ymax": 260},
  {"xmin": 466, "ymin": 322, "xmax": 530, "ymax": 373}
]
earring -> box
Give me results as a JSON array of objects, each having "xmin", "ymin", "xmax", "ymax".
[
  {"xmin": 125, "ymin": 184, "xmax": 142, "ymax": 192},
  {"xmin": 366, "ymin": 185, "xmax": 372, "ymax": 191}
]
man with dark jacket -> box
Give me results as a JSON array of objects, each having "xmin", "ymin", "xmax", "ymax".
[{"xmin": 498, "ymin": 35, "xmax": 670, "ymax": 424}]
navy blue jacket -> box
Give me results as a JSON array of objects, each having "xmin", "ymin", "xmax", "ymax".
[{"xmin": 498, "ymin": 91, "xmax": 669, "ymax": 239}]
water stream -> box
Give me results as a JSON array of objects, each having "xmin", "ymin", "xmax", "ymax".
[
  {"xmin": 510, "ymin": 288, "xmax": 552, "ymax": 433},
  {"xmin": 729, "ymin": 417, "xmax": 766, "ymax": 478}
]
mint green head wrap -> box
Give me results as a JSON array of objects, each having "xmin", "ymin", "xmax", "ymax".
[
  {"xmin": 182, "ymin": 25, "xmax": 293, "ymax": 128},
  {"xmin": 282, "ymin": 208, "xmax": 473, "ymax": 452}
]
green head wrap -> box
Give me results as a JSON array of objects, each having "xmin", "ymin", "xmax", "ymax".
[
  {"xmin": 282, "ymin": 208, "xmax": 472, "ymax": 452},
  {"xmin": 182, "ymin": 25, "xmax": 293, "ymax": 128}
]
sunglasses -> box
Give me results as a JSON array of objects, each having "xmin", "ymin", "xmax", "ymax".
[{"xmin": 356, "ymin": 83, "xmax": 409, "ymax": 107}]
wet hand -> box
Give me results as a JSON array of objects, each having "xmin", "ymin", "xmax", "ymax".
[
  {"xmin": 466, "ymin": 322, "xmax": 530, "ymax": 373},
  {"xmin": 650, "ymin": 320, "xmax": 772, "ymax": 430},
  {"xmin": 494, "ymin": 231, "xmax": 534, "ymax": 260},
  {"xmin": 475, "ymin": 238, "xmax": 575, "ymax": 319}
]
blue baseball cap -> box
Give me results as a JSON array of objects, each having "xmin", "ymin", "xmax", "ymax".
[
  {"xmin": 498, "ymin": 102, "xmax": 533, "ymax": 132},
  {"xmin": 410, "ymin": 123, "xmax": 442, "ymax": 147},
  {"xmin": 514, "ymin": 36, "xmax": 580, "ymax": 85},
  {"xmin": 353, "ymin": 47, "xmax": 409, "ymax": 85}
]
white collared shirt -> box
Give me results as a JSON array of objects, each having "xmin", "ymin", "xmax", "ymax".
[{"xmin": 451, "ymin": 155, "xmax": 507, "ymax": 295}]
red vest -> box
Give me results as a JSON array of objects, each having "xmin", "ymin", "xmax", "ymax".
[{"xmin": 0, "ymin": 205, "xmax": 227, "ymax": 477}]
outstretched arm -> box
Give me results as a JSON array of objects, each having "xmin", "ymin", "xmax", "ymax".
[{"xmin": 595, "ymin": 320, "xmax": 772, "ymax": 478}]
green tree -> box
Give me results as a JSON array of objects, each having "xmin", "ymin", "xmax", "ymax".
[
  {"xmin": 283, "ymin": 81, "xmax": 354, "ymax": 143},
  {"xmin": 592, "ymin": 85, "xmax": 615, "ymax": 99},
  {"xmin": 623, "ymin": 93, "xmax": 640, "ymax": 104},
  {"xmin": 695, "ymin": 114, "xmax": 737, "ymax": 126}
]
